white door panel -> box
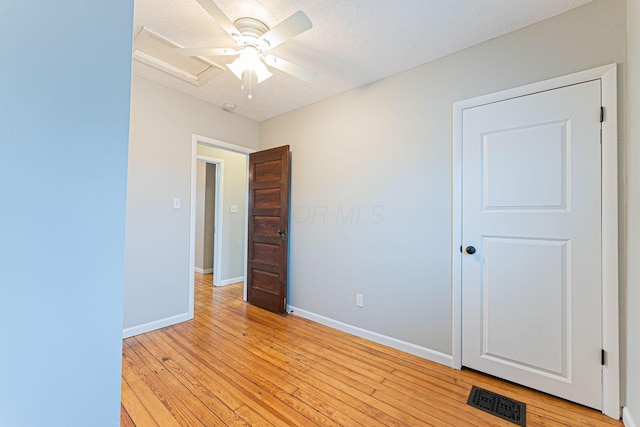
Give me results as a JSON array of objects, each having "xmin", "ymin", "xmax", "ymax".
[
  {"xmin": 482, "ymin": 237, "xmax": 570, "ymax": 378},
  {"xmin": 483, "ymin": 121, "xmax": 568, "ymax": 210},
  {"xmin": 462, "ymin": 80, "xmax": 602, "ymax": 409}
]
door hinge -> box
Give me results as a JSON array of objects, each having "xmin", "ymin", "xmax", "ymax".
[
  {"xmin": 601, "ymin": 349, "xmax": 606, "ymax": 366},
  {"xmin": 600, "ymin": 106, "xmax": 605, "ymax": 123}
]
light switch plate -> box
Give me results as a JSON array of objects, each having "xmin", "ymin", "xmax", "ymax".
[
  {"xmin": 173, "ymin": 198, "xmax": 181, "ymax": 209},
  {"xmin": 230, "ymin": 204, "xmax": 238, "ymax": 213}
]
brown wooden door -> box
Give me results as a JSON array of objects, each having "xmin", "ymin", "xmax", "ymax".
[{"xmin": 247, "ymin": 145, "xmax": 290, "ymax": 314}]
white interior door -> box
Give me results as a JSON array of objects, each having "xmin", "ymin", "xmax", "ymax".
[{"xmin": 461, "ymin": 80, "xmax": 603, "ymax": 409}]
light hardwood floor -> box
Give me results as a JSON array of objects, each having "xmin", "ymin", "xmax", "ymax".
[{"xmin": 121, "ymin": 273, "xmax": 623, "ymax": 426}]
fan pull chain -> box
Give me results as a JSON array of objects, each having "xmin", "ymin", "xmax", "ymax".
[{"xmin": 239, "ymin": 70, "xmax": 254, "ymax": 100}]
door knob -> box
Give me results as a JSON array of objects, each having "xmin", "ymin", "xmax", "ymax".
[{"xmin": 465, "ymin": 246, "xmax": 476, "ymax": 255}]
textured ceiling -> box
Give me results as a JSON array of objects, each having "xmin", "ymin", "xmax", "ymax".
[{"xmin": 132, "ymin": 0, "xmax": 593, "ymax": 122}]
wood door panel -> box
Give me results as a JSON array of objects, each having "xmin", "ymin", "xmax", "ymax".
[
  {"xmin": 253, "ymin": 216, "xmax": 280, "ymax": 236},
  {"xmin": 254, "ymin": 160, "xmax": 282, "ymax": 182},
  {"xmin": 247, "ymin": 145, "xmax": 290, "ymax": 314},
  {"xmin": 252, "ymin": 180, "xmax": 286, "ymax": 189},
  {"xmin": 252, "ymin": 269, "xmax": 280, "ymax": 294},
  {"xmin": 252, "ymin": 242, "xmax": 279, "ymax": 265},
  {"xmin": 252, "ymin": 261, "xmax": 279, "ymax": 274},
  {"xmin": 254, "ymin": 188, "xmax": 281, "ymax": 209},
  {"xmin": 252, "ymin": 236, "xmax": 280, "ymax": 246},
  {"xmin": 252, "ymin": 210, "xmax": 281, "ymax": 218}
]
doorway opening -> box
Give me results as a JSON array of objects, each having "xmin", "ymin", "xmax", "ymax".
[
  {"xmin": 188, "ymin": 134, "xmax": 256, "ymax": 311},
  {"xmin": 194, "ymin": 158, "xmax": 221, "ymax": 285}
]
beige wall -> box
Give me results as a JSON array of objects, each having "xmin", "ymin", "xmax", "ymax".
[
  {"xmin": 194, "ymin": 161, "xmax": 207, "ymax": 271},
  {"xmin": 194, "ymin": 161, "xmax": 216, "ymax": 272},
  {"xmin": 203, "ymin": 163, "xmax": 216, "ymax": 271},
  {"xmin": 625, "ymin": 0, "xmax": 639, "ymax": 423},
  {"xmin": 124, "ymin": 75, "xmax": 259, "ymax": 333},
  {"xmin": 261, "ymin": 0, "xmax": 626, "ymax": 358}
]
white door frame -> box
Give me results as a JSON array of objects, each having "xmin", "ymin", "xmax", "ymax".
[
  {"xmin": 195, "ymin": 156, "xmax": 224, "ymax": 285},
  {"xmin": 451, "ymin": 64, "xmax": 619, "ymax": 418},
  {"xmin": 188, "ymin": 134, "xmax": 256, "ymax": 312}
]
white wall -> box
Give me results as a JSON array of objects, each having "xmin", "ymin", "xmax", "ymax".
[
  {"xmin": 197, "ymin": 145, "xmax": 248, "ymax": 284},
  {"xmin": 124, "ymin": 75, "xmax": 259, "ymax": 334},
  {"xmin": 261, "ymin": 0, "xmax": 626, "ymax": 359},
  {"xmin": 0, "ymin": 1, "xmax": 133, "ymax": 426},
  {"xmin": 625, "ymin": 0, "xmax": 639, "ymax": 424}
]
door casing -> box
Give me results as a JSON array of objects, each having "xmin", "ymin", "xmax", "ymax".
[{"xmin": 451, "ymin": 64, "xmax": 619, "ymax": 418}]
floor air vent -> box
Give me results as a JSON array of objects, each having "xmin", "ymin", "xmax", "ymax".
[{"xmin": 467, "ymin": 386, "xmax": 526, "ymax": 426}]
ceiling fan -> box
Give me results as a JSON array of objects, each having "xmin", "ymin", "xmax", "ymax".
[{"xmin": 176, "ymin": 0, "xmax": 317, "ymax": 99}]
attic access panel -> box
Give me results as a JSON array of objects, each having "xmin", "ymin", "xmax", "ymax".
[{"xmin": 132, "ymin": 27, "xmax": 223, "ymax": 86}]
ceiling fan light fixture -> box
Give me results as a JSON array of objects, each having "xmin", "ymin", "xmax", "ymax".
[
  {"xmin": 239, "ymin": 46, "xmax": 260, "ymax": 68},
  {"xmin": 226, "ymin": 57, "xmax": 245, "ymax": 80},
  {"xmin": 253, "ymin": 61, "xmax": 273, "ymax": 83},
  {"xmin": 226, "ymin": 46, "xmax": 272, "ymax": 83}
]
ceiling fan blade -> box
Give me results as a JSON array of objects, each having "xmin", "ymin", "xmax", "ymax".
[
  {"xmin": 263, "ymin": 55, "xmax": 317, "ymax": 82},
  {"xmin": 260, "ymin": 11, "xmax": 312, "ymax": 50},
  {"xmin": 175, "ymin": 47, "xmax": 239, "ymax": 57},
  {"xmin": 195, "ymin": 0, "xmax": 239, "ymax": 39}
]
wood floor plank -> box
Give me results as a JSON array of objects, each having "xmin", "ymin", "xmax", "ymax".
[
  {"xmin": 182, "ymin": 318, "xmax": 303, "ymax": 392},
  {"xmin": 119, "ymin": 404, "xmax": 136, "ymax": 427},
  {"xmin": 122, "ymin": 366, "xmax": 181, "ymax": 426},
  {"xmin": 167, "ymin": 325, "xmax": 329, "ymax": 426},
  {"xmin": 128, "ymin": 336, "xmax": 228, "ymax": 426},
  {"xmin": 293, "ymin": 362, "xmax": 431, "ymax": 426},
  {"xmin": 235, "ymin": 404, "xmax": 276, "ymax": 427},
  {"xmin": 121, "ymin": 274, "xmax": 623, "ymax": 427},
  {"xmin": 121, "ymin": 378, "xmax": 160, "ymax": 427},
  {"xmin": 171, "ymin": 323, "xmax": 302, "ymax": 397},
  {"xmin": 148, "ymin": 328, "xmax": 252, "ymax": 414},
  {"xmin": 254, "ymin": 324, "xmax": 389, "ymax": 391},
  {"xmin": 123, "ymin": 340, "xmax": 207, "ymax": 427},
  {"xmin": 291, "ymin": 381, "xmax": 387, "ymax": 427}
]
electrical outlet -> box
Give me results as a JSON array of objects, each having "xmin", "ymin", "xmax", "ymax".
[{"xmin": 356, "ymin": 293, "xmax": 364, "ymax": 307}]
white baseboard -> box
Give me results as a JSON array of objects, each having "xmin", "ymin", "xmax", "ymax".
[
  {"xmin": 287, "ymin": 305, "xmax": 453, "ymax": 366},
  {"xmin": 122, "ymin": 312, "xmax": 192, "ymax": 339},
  {"xmin": 217, "ymin": 276, "xmax": 245, "ymax": 287},
  {"xmin": 194, "ymin": 267, "xmax": 213, "ymax": 274},
  {"xmin": 624, "ymin": 407, "xmax": 638, "ymax": 427}
]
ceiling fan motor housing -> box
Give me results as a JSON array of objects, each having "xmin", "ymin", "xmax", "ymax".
[{"xmin": 233, "ymin": 17, "xmax": 270, "ymax": 51}]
